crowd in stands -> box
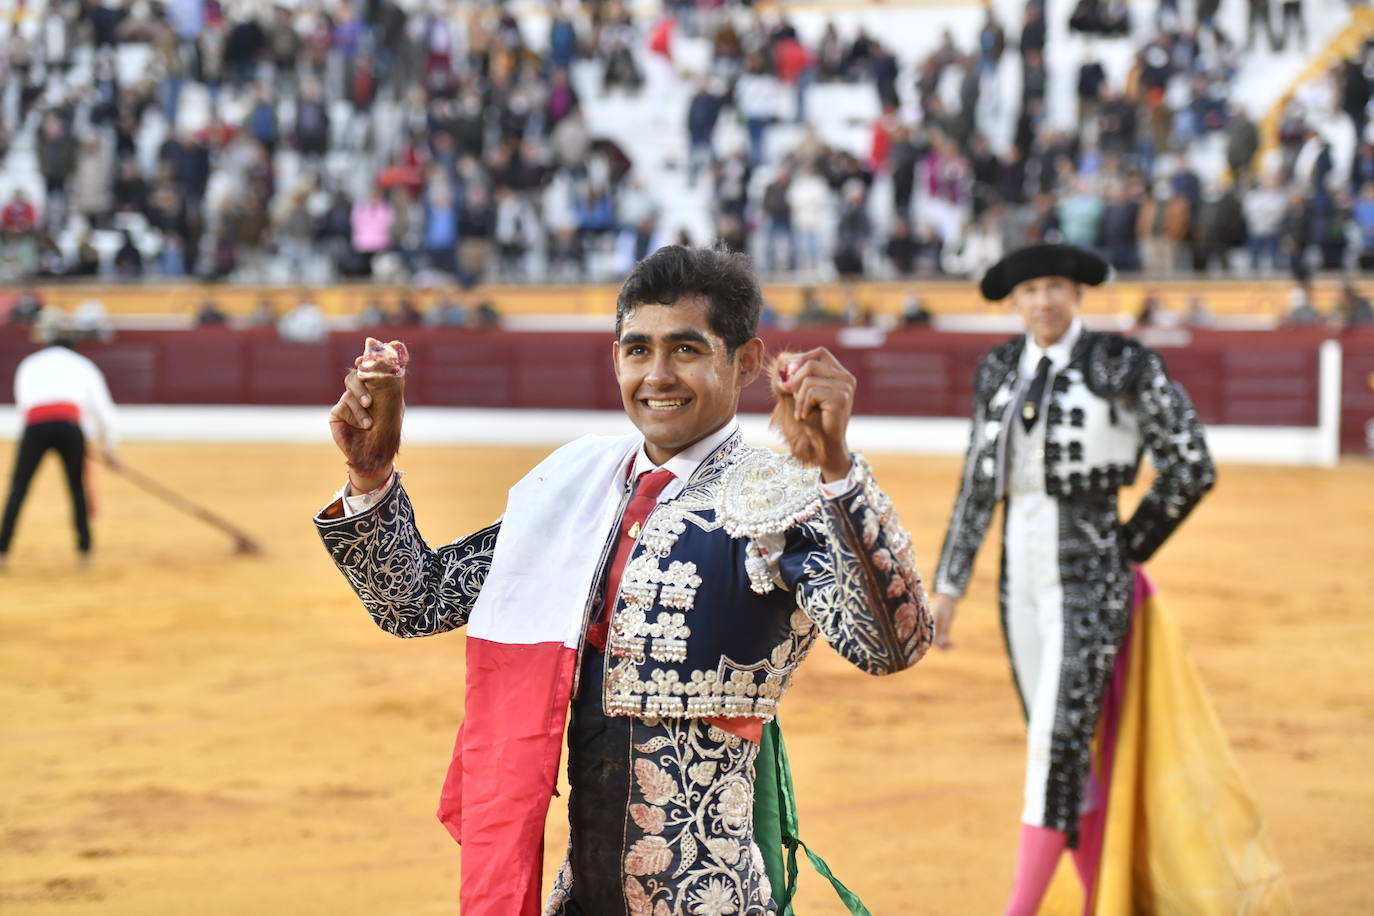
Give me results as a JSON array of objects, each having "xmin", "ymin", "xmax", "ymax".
[{"xmin": 0, "ymin": 0, "xmax": 1372, "ymax": 293}]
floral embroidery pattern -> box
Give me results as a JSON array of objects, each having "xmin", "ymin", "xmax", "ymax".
[
  {"xmin": 605, "ymin": 441, "xmax": 932, "ymax": 718},
  {"xmin": 316, "ymin": 485, "xmax": 498, "ymax": 637},
  {"xmin": 543, "ymin": 717, "xmax": 772, "ymax": 916}
]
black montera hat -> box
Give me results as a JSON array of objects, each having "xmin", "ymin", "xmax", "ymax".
[{"xmin": 979, "ymin": 243, "xmax": 1111, "ymax": 301}]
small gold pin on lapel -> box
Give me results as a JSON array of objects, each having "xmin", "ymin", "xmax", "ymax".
[
  {"xmin": 1023, "ymin": 404, "xmax": 1036, "ymax": 420},
  {"xmin": 628, "ymin": 521, "xmax": 641, "ymax": 539}
]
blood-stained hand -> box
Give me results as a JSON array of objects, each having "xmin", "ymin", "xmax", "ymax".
[
  {"xmin": 771, "ymin": 347, "xmax": 855, "ymax": 482},
  {"xmin": 329, "ymin": 338, "xmax": 409, "ymax": 491}
]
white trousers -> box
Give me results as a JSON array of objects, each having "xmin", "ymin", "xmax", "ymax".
[{"xmin": 1004, "ymin": 490, "xmax": 1065, "ymax": 827}]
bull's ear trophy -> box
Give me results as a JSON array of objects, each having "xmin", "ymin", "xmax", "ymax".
[{"xmin": 768, "ymin": 351, "xmax": 826, "ymax": 467}]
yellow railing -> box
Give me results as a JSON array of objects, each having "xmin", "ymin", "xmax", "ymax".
[
  {"xmin": 18, "ymin": 277, "xmax": 1343, "ymax": 321},
  {"xmin": 1257, "ymin": 9, "xmax": 1374, "ymax": 167}
]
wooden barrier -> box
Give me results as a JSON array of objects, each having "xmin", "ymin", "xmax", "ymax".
[{"xmin": 4, "ymin": 325, "xmax": 1369, "ymax": 451}]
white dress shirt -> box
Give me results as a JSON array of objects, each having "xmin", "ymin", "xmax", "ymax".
[
  {"xmin": 13, "ymin": 345, "xmax": 117, "ymax": 452},
  {"xmin": 1008, "ymin": 319, "xmax": 1083, "ymax": 496}
]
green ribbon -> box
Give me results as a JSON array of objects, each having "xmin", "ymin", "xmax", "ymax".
[{"xmin": 754, "ymin": 719, "xmax": 872, "ymax": 916}]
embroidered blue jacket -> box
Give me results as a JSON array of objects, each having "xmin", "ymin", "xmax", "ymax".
[{"xmin": 316, "ymin": 431, "xmax": 932, "ymax": 721}]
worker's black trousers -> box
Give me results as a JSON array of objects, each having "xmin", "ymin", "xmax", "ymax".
[{"xmin": 0, "ymin": 421, "xmax": 89, "ymax": 555}]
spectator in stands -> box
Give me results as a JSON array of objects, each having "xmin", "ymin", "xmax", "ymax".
[
  {"xmin": 1246, "ymin": 0, "xmax": 1278, "ymax": 52},
  {"xmin": 978, "ymin": 10, "xmax": 1006, "ymax": 75},
  {"xmin": 357, "ymin": 296, "xmax": 393, "ymax": 328},
  {"xmin": 838, "ymin": 284, "xmax": 872, "ymax": 326},
  {"xmin": 1077, "ymin": 51, "xmax": 1108, "ymax": 130},
  {"xmin": 1056, "ymin": 176, "xmax": 1105, "ymax": 251},
  {"xmin": 423, "ymin": 180, "xmax": 460, "ymax": 276},
  {"xmin": 1315, "ymin": 182, "xmax": 1352, "ymax": 271},
  {"xmin": 350, "ymin": 187, "xmax": 395, "ymax": 278},
  {"xmin": 1025, "ymin": 192, "xmax": 1063, "ymax": 244},
  {"xmin": 870, "ymin": 43, "xmax": 901, "ymax": 112},
  {"xmin": 70, "ymin": 231, "xmax": 101, "ymax": 278},
  {"xmin": 887, "ymin": 125, "xmax": 923, "ymax": 219},
  {"xmin": 1098, "ymin": 87, "xmax": 1139, "ymax": 160},
  {"xmin": 473, "ymin": 299, "xmax": 502, "ymax": 328},
  {"xmin": 396, "ymin": 294, "xmax": 424, "ymax": 327},
  {"xmin": 945, "ymin": 206, "xmax": 1007, "ymax": 279},
  {"xmin": 493, "ymin": 186, "xmax": 536, "ymax": 279},
  {"xmin": 113, "ymin": 232, "xmax": 144, "ymax": 279},
  {"xmin": 1139, "ymin": 183, "xmax": 1191, "ymax": 277},
  {"xmin": 761, "ymin": 168, "xmax": 796, "ymax": 274},
  {"xmin": 599, "ymin": 11, "xmax": 643, "ymax": 94},
  {"xmin": 548, "ymin": 9, "xmax": 578, "ymax": 72},
  {"xmin": 716, "ymin": 213, "xmax": 749, "ymax": 256},
  {"xmin": 5, "ymin": 288, "xmax": 44, "ymax": 326},
  {"xmin": 1278, "ymin": 187, "xmax": 1315, "ymax": 282},
  {"xmin": 1101, "ymin": 180, "xmax": 1142, "ymax": 272},
  {"xmin": 426, "ymin": 293, "xmax": 469, "ymax": 329},
  {"xmin": 2, "ymin": 190, "xmax": 38, "ymax": 236},
  {"xmin": 0, "ymin": 0, "xmax": 1354, "ymax": 293},
  {"xmin": 1185, "ymin": 295, "xmax": 1214, "ymax": 327},
  {"xmin": 247, "ymin": 296, "xmax": 278, "ymax": 329},
  {"xmin": 773, "ymin": 27, "xmax": 815, "ymax": 123},
  {"xmin": 295, "ymin": 80, "xmax": 331, "ymax": 159},
  {"xmin": 1334, "ymin": 284, "xmax": 1373, "ymax": 329},
  {"xmin": 195, "ymin": 297, "xmax": 229, "ymax": 327},
  {"xmin": 1020, "ymin": 2, "xmax": 1046, "ymax": 56},
  {"xmin": 112, "ymin": 158, "xmax": 148, "ymax": 216},
  {"xmin": 816, "ymin": 22, "xmax": 845, "ymax": 82},
  {"xmin": 278, "ymin": 291, "xmax": 328, "ymax": 344},
  {"xmin": 686, "ymin": 78, "xmax": 723, "ymax": 187},
  {"xmin": 736, "ymin": 52, "xmax": 782, "ymax": 167},
  {"xmin": 37, "ymin": 113, "xmax": 77, "ymax": 223},
  {"xmin": 247, "ymin": 84, "xmax": 278, "ymax": 154},
  {"xmin": 924, "ymin": 134, "xmax": 971, "ymax": 252},
  {"xmin": 1245, "ymin": 174, "xmax": 1287, "ymax": 272},
  {"xmin": 900, "ymin": 291, "xmax": 933, "ymax": 327},
  {"xmin": 1283, "ymin": 284, "xmax": 1323, "ymax": 325},
  {"xmin": 1189, "ymin": 184, "xmax": 1226, "ymax": 274},
  {"xmin": 72, "ymin": 133, "xmax": 114, "ymax": 225},
  {"xmin": 1354, "ymin": 182, "xmax": 1374, "ymax": 270},
  {"xmin": 885, "ymin": 217, "xmax": 921, "ymax": 276},
  {"xmin": 1276, "ymin": 0, "xmax": 1307, "ymax": 52},
  {"xmin": 833, "ymin": 181, "xmax": 872, "ymax": 280},
  {"xmin": 458, "ymin": 183, "xmax": 496, "ymax": 287},
  {"xmin": 1350, "ymin": 142, "xmax": 1374, "ymax": 196},
  {"xmin": 797, "ymin": 287, "xmax": 838, "ymax": 325},
  {"xmin": 1136, "ymin": 288, "xmax": 1172, "ymax": 326},
  {"xmin": 548, "ymin": 225, "xmax": 585, "ymax": 280},
  {"xmin": 545, "ymin": 67, "xmax": 581, "ymax": 132},
  {"xmin": 615, "ymin": 209, "xmax": 668, "ymax": 276},
  {"xmin": 388, "ymin": 187, "xmax": 424, "ymax": 273},
  {"xmin": 787, "ymin": 162, "xmax": 830, "ymax": 276},
  {"xmin": 1022, "ymin": 48, "xmax": 1049, "ymax": 114}
]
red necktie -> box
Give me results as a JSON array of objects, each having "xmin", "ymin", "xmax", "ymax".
[
  {"xmin": 585, "ymin": 468, "xmax": 676, "ymax": 650},
  {"xmin": 585, "ymin": 467, "xmax": 763, "ymax": 745}
]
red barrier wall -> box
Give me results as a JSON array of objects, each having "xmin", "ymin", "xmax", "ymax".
[{"xmin": 2, "ymin": 327, "xmax": 1371, "ymax": 454}]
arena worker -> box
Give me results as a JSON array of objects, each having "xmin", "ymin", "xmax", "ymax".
[
  {"xmin": 931, "ymin": 243, "xmax": 1292, "ymax": 913},
  {"xmin": 315, "ymin": 245, "xmax": 934, "ymax": 916},
  {"xmin": 0, "ymin": 311, "xmax": 120, "ymax": 570}
]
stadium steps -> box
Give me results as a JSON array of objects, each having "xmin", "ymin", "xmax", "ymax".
[{"xmin": 1256, "ymin": 8, "xmax": 1374, "ymax": 165}]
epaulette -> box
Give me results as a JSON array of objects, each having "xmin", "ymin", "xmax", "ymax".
[
  {"xmin": 974, "ymin": 336, "xmax": 1024, "ymax": 402},
  {"xmin": 1082, "ymin": 332, "xmax": 1153, "ymax": 398},
  {"xmin": 717, "ymin": 447, "xmax": 823, "ymax": 539}
]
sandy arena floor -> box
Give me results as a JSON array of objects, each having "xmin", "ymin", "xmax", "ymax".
[{"xmin": 0, "ymin": 441, "xmax": 1370, "ymax": 914}]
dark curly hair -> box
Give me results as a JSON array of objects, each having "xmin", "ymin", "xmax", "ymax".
[{"xmin": 614, "ymin": 245, "xmax": 762, "ymax": 354}]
